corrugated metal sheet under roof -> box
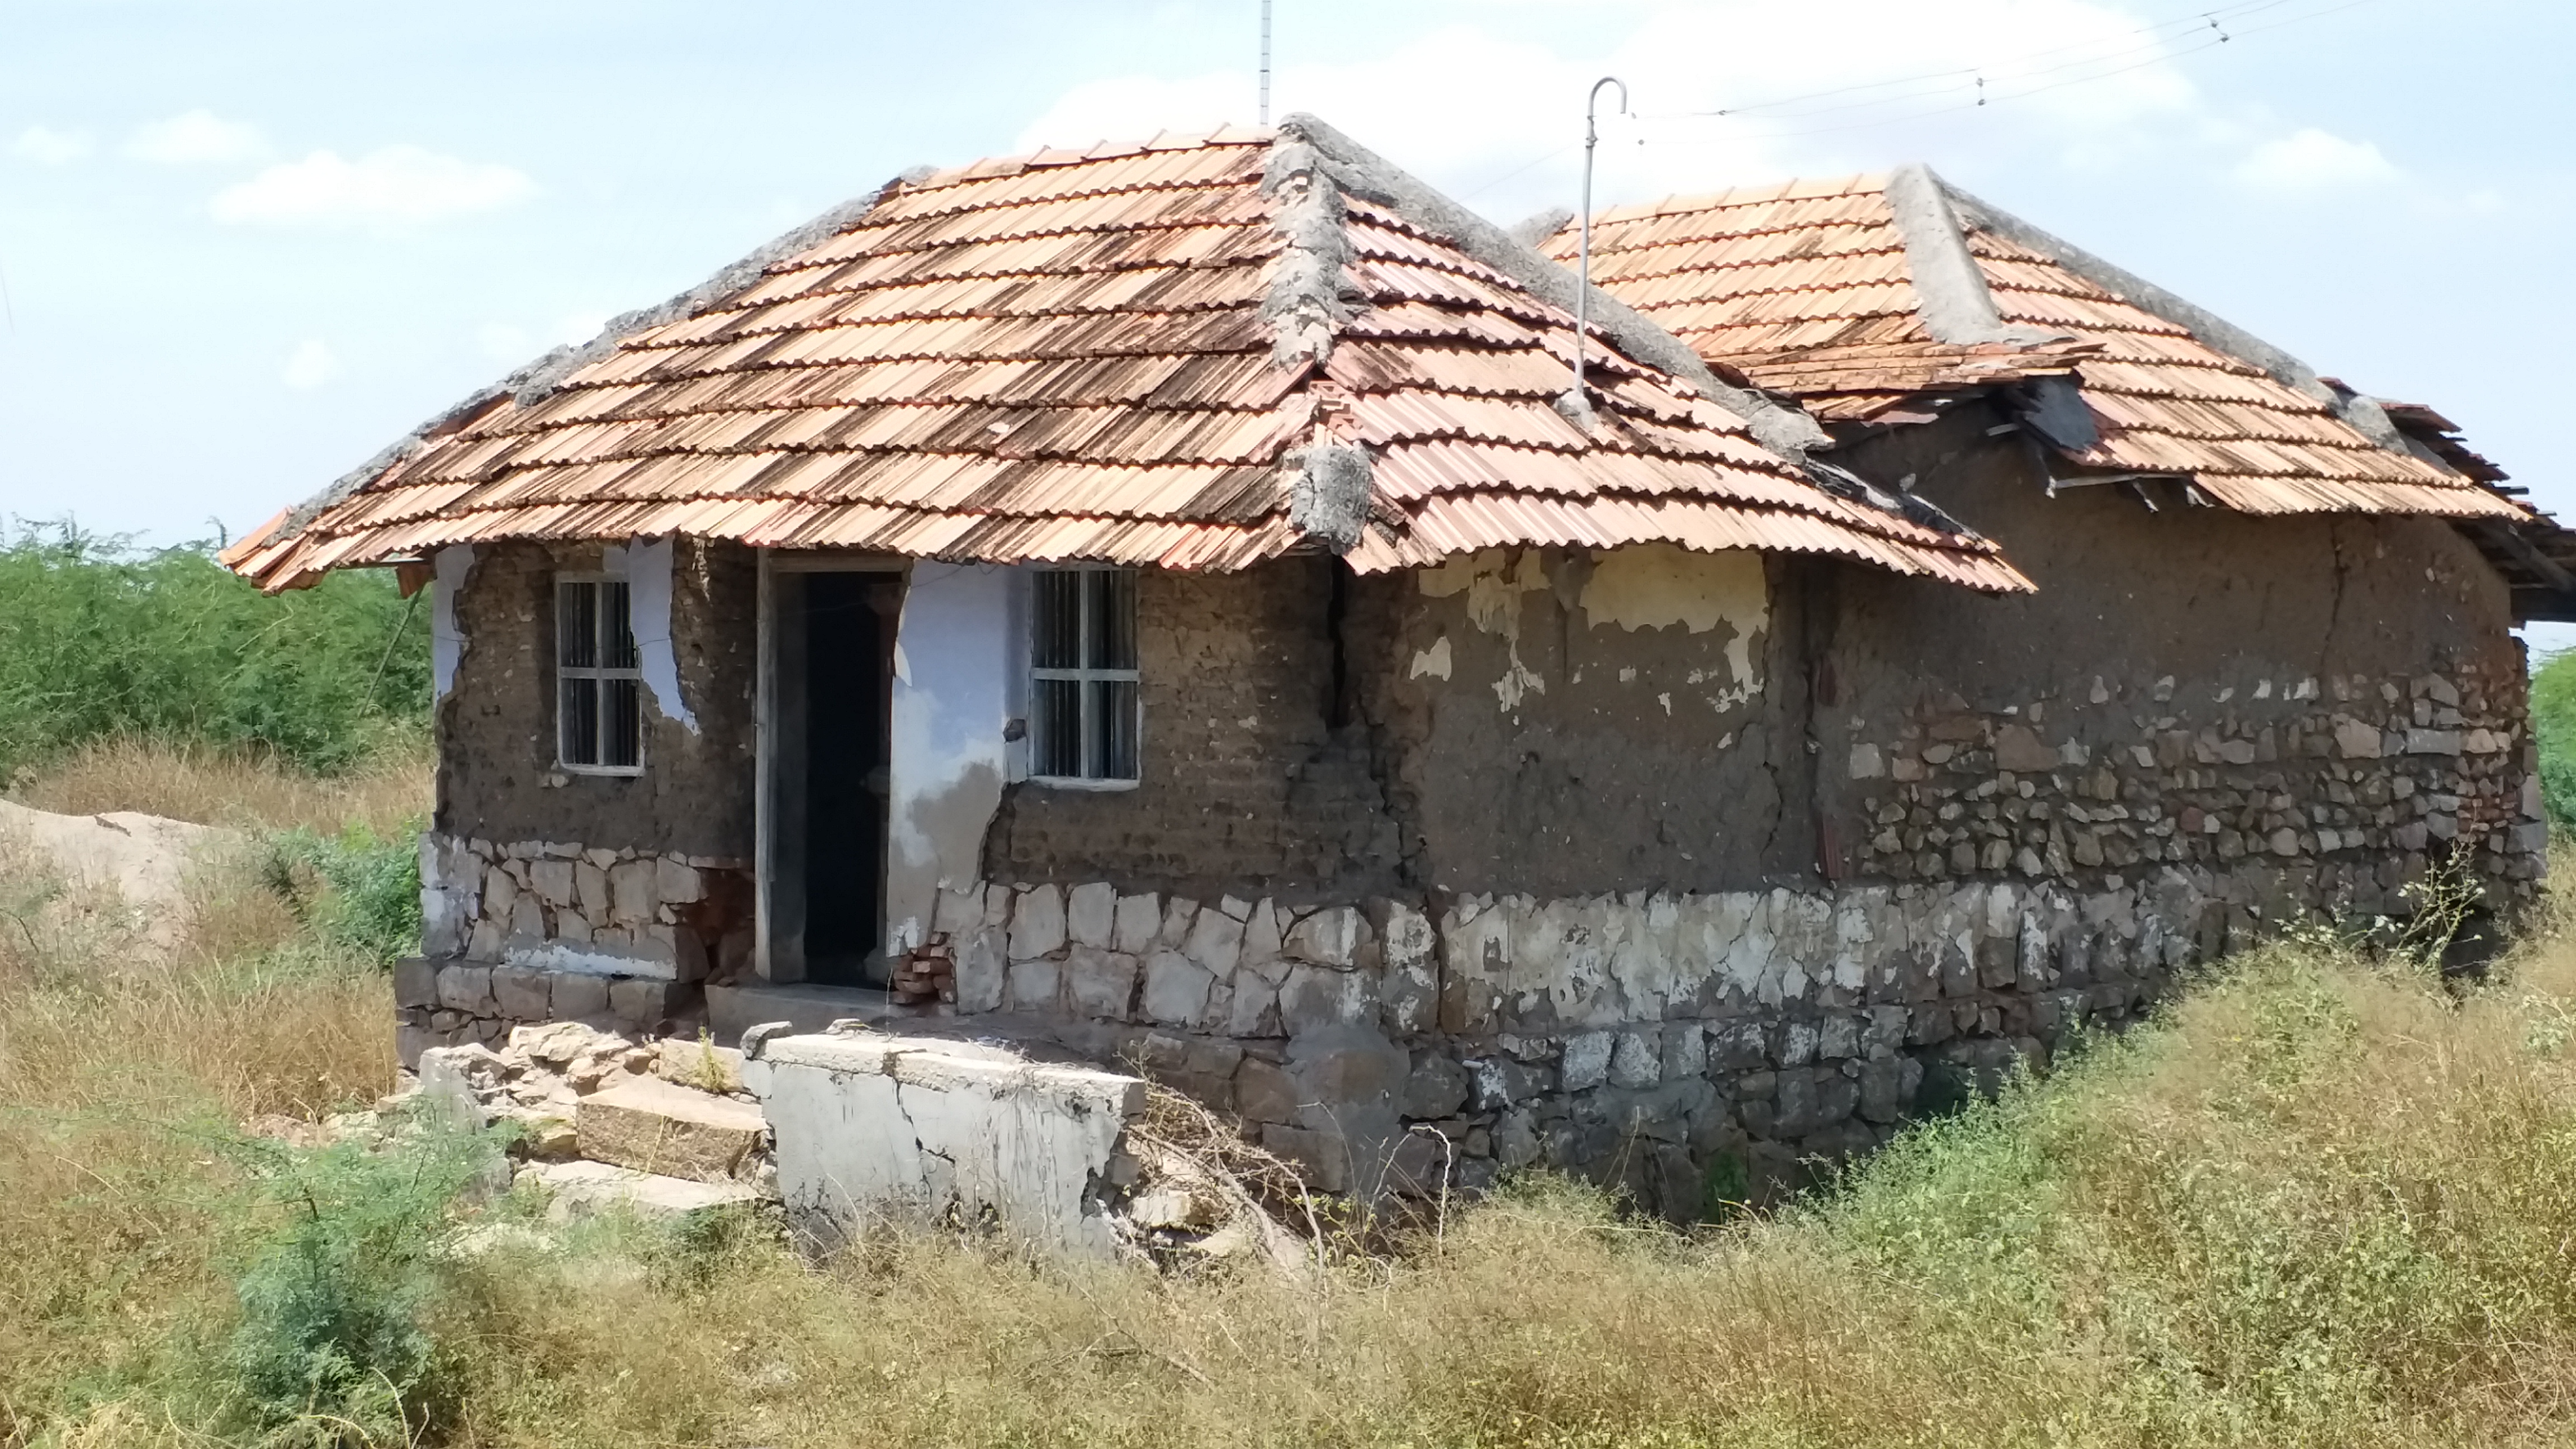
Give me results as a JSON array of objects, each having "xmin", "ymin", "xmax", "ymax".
[{"xmin": 222, "ymin": 122, "xmax": 2028, "ymax": 594}]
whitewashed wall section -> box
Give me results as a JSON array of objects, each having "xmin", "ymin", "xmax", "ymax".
[{"xmin": 882, "ymin": 562, "xmax": 1015, "ymax": 956}]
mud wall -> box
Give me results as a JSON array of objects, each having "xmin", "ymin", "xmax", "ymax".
[
  {"xmin": 1820, "ymin": 405, "xmax": 2541, "ymax": 917},
  {"xmin": 436, "ymin": 539, "xmax": 757, "ymax": 861},
  {"xmin": 983, "ymin": 558, "xmax": 1404, "ymax": 905}
]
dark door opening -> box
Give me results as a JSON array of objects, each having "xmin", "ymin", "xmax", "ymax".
[{"xmin": 799, "ymin": 571, "xmax": 901, "ymax": 986}]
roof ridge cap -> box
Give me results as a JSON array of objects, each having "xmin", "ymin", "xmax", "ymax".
[
  {"xmin": 1883, "ymin": 163, "xmax": 2059, "ymax": 351},
  {"xmin": 1936, "ymin": 177, "xmax": 2408, "ymax": 451},
  {"xmin": 1274, "ymin": 111, "xmax": 1829, "ymax": 460}
]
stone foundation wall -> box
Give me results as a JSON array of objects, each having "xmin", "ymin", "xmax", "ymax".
[
  {"xmin": 918, "ymin": 865, "xmax": 2338, "ymax": 1213},
  {"xmin": 401, "ymin": 831, "xmax": 752, "ymax": 1065}
]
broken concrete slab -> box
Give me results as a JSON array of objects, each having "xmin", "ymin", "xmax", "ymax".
[
  {"xmin": 745, "ymin": 1027, "xmax": 1146, "ymax": 1259},
  {"xmin": 575, "ymin": 1077, "xmax": 767, "ymax": 1184}
]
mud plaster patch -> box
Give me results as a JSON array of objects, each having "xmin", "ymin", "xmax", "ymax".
[
  {"xmin": 1415, "ymin": 550, "xmax": 1553, "ymax": 711},
  {"xmin": 1409, "ymin": 635, "xmax": 1452, "ymax": 680},
  {"xmin": 1578, "ymin": 543, "xmax": 1768, "ymax": 707}
]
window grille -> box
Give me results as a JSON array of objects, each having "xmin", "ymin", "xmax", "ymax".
[
  {"xmin": 1029, "ymin": 567, "xmax": 1139, "ymax": 783},
  {"xmin": 557, "ymin": 576, "xmax": 643, "ymax": 773}
]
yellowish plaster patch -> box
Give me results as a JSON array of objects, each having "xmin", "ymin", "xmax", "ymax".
[
  {"xmin": 1409, "ymin": 635, "xmax": 1453, "ymax": 680},
  {"xmin": 1579, "ymin": 543, "xmax": 1769, "ymax": 706}
]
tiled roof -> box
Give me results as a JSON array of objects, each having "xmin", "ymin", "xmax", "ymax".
[
  {"xmin": 1551, "ymin": 175, "xmax": 2525, "ymax": 520},
  {"xmin": 224, "ymin": 125, "xmax": 2028, "ymax": 594}
]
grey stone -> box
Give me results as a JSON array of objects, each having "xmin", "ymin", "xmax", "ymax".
[
  {"xmin": 394, "ymin": 956, "xmax": 441, "ymax": 1010},
  {"xmin": 1183, "ymin": 905, "xmax": 1246, "ymax": 976},
  {"xmin": 491, "ymin": 966, "xmax": 552, "ymax": 1020},
  {"xmin": 1561, "ymin": 1031, "xmax": 1613, "ymax": 1092},
  {"xmin": 1283, "ymin": 906, "xmax": 1361, "ymax": 967},
  {"xmin": 1140, "ymin": 950, "xmax": 1214, "ymax": 1026},
  {"xmin": 1066, "ymin": 882, "xmax": 1117, "ymax": 950},
  {"xmin": 1007, "ymin": 956, "xmax": 1062, "ymax": 1012},
  {"xmin": 607, "ymin": 859, "xmax": 656, "ymax": 927},
  {"xmin": 1065, "ymin": 946, "xmax": 1138, "ymax": 1020},
  {"xmin": 1010, "ymin": 884, "xmax": 1067, "ymax": 960},
  {"xmin": 1707, "ymin": 1020, "xmax": 1767, "ymax": 1072},
  {"xmin": 1112, "ymin": 892, "xmax": 1162, "ymax": 954},
  {"xmin": 1234, "ymin": 1057, "xmax": 1300, "ymax": 1123},
  {"xmin": 609, "ymin": 977, "xmax": 684, "ymax": 1028},
  {"xmin": 1401, "ymin": 1054, "xmax": 1472, "ymax": 1119},
  {"xmin": 1278, "ymin": 963, "xmax": 1374, "ymax": 1033},
  {"xmin": 654, "ymin": 856, "xmax": 704, "ymax": 905},
  {"xmin": 529, "ymin": 858, "xmax": 576, "ymax": 908},
  {"xmin": 1225, "ymin": 977, "xmax": 1281, "ymax": 1036},
  {"xmin": 437, "ymin": 963, "xmax": 496, "ymax": 1015},
  {"xmin": 1608, "ymin": 1029, "xmax": 1661, "ymax": 1089},
  {"xmin": 552, "ymin": 972, "xmax": 612, "ymax": 1020},
  {"xmin": 1661, "ymin": 1022, "xmax": 1706, "ymax": 1079}
]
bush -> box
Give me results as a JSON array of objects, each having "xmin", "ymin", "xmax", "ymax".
[
  {"xmin": 0, "ymin": 520, "xmax": 428, "ymax": 781},
  {"xmin": 2532, "ymin": 647, "xmax": 2576, "ymax": 829},
  {"xmin": 221, "ymin": 1123, "xmax": 495, "ymax": 1445},
  {"xmin": 263, "ymin": 825, "xmax": 425, "ymax": 965}
]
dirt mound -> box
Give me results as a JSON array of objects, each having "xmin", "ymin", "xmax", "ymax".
[{"xmin": 0, "ymin": 798, "xmax": 235, "ymax": 945}]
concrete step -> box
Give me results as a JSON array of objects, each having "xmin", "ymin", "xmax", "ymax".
[
  {"xmin": 575, "ymin": 1077, "xmax": 767, "ymax": 1185},
  {"xmin": 706, "ymin": 981, "xmax": 947, "ymax": 1048},
  {"xmin": 520, "ymin": 1159, "xmax": 769, "ymax": 1223}
]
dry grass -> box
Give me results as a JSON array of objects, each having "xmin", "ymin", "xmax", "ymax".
[
  {"xmin": 11, "ymin": 737, "xmax": 2576, "ymax": 1446},
  {"xmin": 9, "ymin": 733, "xmax": 432, "ymax": 838}
]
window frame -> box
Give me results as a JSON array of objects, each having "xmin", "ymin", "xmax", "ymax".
[
  {"xmin": 1027, "ymin": 565, "xmax": 1141, "ymax": 789},
  {"xmin": 555, "ymin": 571, "xmax": 646, "ymax": 777}
]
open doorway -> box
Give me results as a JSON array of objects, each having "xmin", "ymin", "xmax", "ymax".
[{"xmin": 763, "ymin": 566, "xmax": 903, "ymax": 988}]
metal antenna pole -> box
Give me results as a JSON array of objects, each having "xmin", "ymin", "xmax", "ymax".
[
  {"xmin": 1258, "ymin": 0, "xmax": 1273, "ymax": 125},
  {"xmin": 1569, "ymin": 75, "xmax": 1627, "ymax": 419}
]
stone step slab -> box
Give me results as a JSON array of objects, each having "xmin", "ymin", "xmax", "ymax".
[
  {"xmin": 575, "ymin": 1077, "xmax": 767, "ymax": 1184},
  {"xmin": 520, "ymin": 1159, "xmax": 769, "ymax": 1224}
]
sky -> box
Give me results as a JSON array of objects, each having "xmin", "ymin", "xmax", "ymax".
[{"xmin": 3, "ymin": 0, "xmax": 2569, "ymax": 613}]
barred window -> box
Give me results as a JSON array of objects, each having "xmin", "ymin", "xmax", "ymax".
[
  {"xmin": 557, "ymin": 576, "xmax": 642, "ymax": 774},
  {"xmin": 1030, "ymin": 567, "xmax": 1138, "ymax": 783}
]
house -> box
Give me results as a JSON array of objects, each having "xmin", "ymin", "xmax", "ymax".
[{"xmin": 225, "ymin": 122, "xmax": 2552, "ymax": 1213}]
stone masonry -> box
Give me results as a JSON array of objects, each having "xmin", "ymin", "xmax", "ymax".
[{"xmin": 400, "ymin": 832, "xmax": 753, "ymax": 1066}]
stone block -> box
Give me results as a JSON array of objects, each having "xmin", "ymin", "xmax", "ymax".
[
  {"xmin": 1259, "ymin": 1123, "xmax": 1347, "ymax": 1194},
  {"xmin": 1140, "ymin": 950, "xmax": 1214, "ymax": 1026},
  {"xmin": 1707, "ymin": 1020, "xmax": 1767, "ymax": 1072},
  {"xmin": 576, "ymin": 861, "xmax": 610, "ymax": 920},
  {"xmin": 2406, "ymin": 728, "xmax": 2464, "ymax": 756},
  {"xmin": 1225, "ymin": 977, "xmax": 1280, "ymax": 1036},
  {"xmin": 394, "ymin": 956, "xmax": 441, "ymax": 1010},
  {"xmin": 1661, "ymin": 1023, "xmax": 1707, "ymax": 1079},
  {"xmin": 1609, "ymin": 1030, "xmax": 1660, "ymax": 1089},
  {"xmin": 1066, "ymin": 882, "xmax": 1117, "ymax": 950},
  {"xmin": 1112, "ymin": 892, "xmax": 1162, "ymax": 954},
  {"xmin": 1283, "ymin": 906, "xmax": 1361, "ymax": 967},
  {"xmin": 1010, "ymin": 884, "xmax": 1067, "ymax": 960},
  {"xmin": 523, "ymin": 1160, "xmax": 765, "ymax": 1224},
  {"xmin": 529, "ymin": 858, "xmax": 575, "ymax": 909},
  {"xmin": 1401, "ymin": 1054, "xmax": 1471, "ymax": 1119},
  {"xmin": 608, "ymin": 859, "xmax": 657, "ymax": 927},
  {"xmin": 491, "ymin": 965, "xmax": 552, "ymax": 1021},
  {"xmin": 576, "ymin": 1078, "xmax": 766, "ymax": 1184},
  {"xmin": 1065, "ymin": 947, "xmax": 1138, "ymax": 1020},
  {"xmin": 553, "ymin": 972, "xmax": 612, "ymax": 1020},
  {"xmin": 609, "ymin": 977, "xmax": 692, "ymax": 1029},
  {"xmin": 1006, "ymin": 957, "xmax": 1061, "ymax": 1012},
  {"xmin": 1183, "ymin": 904, "xmax": 1246, "ymax": 976},
  {"xmin": 1561, "ymin": 1031, "xmax": 1613, "ymax": 1092},
  {"xmin": 1234, "ymin": 1056, "xmax": 1300, "ymax": 1123},
  {"xmin": 655, "ymin": 856, "xmax": 704, "ymax": 905},
  {"xmin": 437, "ymin": 963, "xmax": 496, "ymax": 1015},
  {"xmin": 654, "ymin": 1037, "xmax": 746, "ymax": 1094}
]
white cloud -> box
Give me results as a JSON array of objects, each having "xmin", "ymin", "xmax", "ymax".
[
  {"xmin": 125, "ymin": 110, "xmax": 268, "ymax": 165},
  {"xmin": 1016, "ymin": 0, "xmax": 2208, "ymax": 218},
  {"xmin": 212, "ymin": 145, "xmax": 538, "ymax": 228},
  {"xmin": 12, "ymin": 125, "xmax": 93, "ymax": 165},
  {"xmin": 2232, "ymin": 127, "xmax": 2400, "ymax": 196},
  {"xmin": 282, "ymin": 338, "xmax": 340, "ymax": 390}
]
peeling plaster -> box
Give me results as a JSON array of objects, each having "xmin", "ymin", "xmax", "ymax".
[
  {"xmin": 1578, "ymin": 543, "xmax": 1769, "ymax": 705},
  {"xmin": 602, "ymin": 538, "xmax": 699, "ymax": 732},
  {"xmin": 1408, "ymin": 634, "xmax": 1453, "ymax": 680},
  {"xmin": 1416, "ymin": 549, "xmax": 1553, "ymax": 711},
  {"xmin": 430, "ymin": 544, "xmax": 476, "ymax": 702}
]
